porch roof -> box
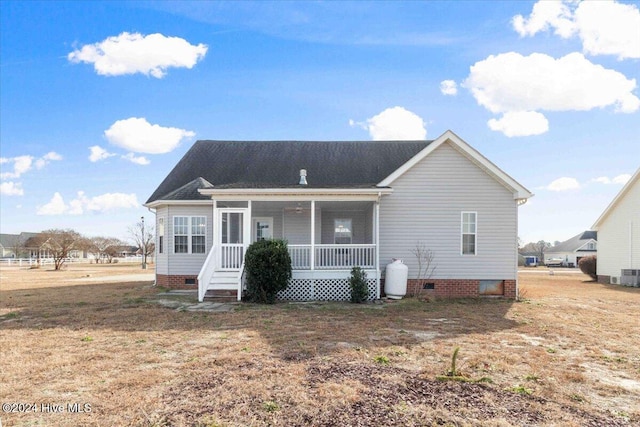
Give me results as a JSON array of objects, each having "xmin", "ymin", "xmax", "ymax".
[{"xmin": 146, "ymin": 140, "xmax": 432, "ymax": 204}]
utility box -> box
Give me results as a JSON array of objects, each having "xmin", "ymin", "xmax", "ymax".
[{"xmin": 621, "ymin": 269, "xmax": 640, "ymax": 286}]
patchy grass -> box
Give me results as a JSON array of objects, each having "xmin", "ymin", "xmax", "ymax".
[{"xmin": 0, "ymin": 264, "xmax": 638, "ymax": 426}]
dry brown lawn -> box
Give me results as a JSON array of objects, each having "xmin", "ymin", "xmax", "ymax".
[{"xmin": 1, "ymin": 264, "xmax": 639, "ymax": 426}]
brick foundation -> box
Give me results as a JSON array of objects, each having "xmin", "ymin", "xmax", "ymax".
[
  {"xmin": 156, "ymin": 274, "xmax": 198, "ymax": 289},
  {"xmin": 381, "ymin": 279, "xmax": 518, "ymax": 299},
  {"xmin": 597, "ymin": 275, "xmax": 611, "ymax": 284}
]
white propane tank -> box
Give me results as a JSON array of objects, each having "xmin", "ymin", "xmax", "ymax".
[{"xmin": 385, "ymin": 259, "xmax": 408, "ymax": 299}]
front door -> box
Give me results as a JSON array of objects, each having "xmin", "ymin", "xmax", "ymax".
[{"xmin": 219, "ymin": 209, "xmax": 245, "ymax": 270}]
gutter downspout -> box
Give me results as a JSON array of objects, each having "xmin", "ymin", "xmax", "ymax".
[
  {"xmin": 376, "ymin": 192, "xmax": 381, "ymax": 300},
  {"xmin": 147, "ymin": 207, "xmax": 157, "ymax": 286}
]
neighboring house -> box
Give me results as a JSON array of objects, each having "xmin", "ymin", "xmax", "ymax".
[
  {"xmin": 545, "ymin": 231, "xmax": 597, "ymax": 267},
  {"xmin": 592, "ymin": 168, "xmax": 640, "ymax": 285},
  {"xmin": 0, "ymin": 232, "xmax": 45, "ymax": 258},
  {"xmin": 145, "ymin": 130, "xmax": 533, "ymax": 301}
]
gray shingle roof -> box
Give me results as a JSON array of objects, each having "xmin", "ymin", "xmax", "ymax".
[
  {"xmin": 147, "ymin": 140, "xmax": 432, "ymax": 203},
  {"xmin": 547, "ymin": 231, "xmax": 597, "ymax": 254}
]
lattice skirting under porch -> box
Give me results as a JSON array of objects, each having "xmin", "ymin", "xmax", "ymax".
[{"xmin": 277, "ymin": 278, "xmax": 378, "ymax": 301}]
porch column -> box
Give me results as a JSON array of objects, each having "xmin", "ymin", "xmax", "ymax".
[
  {"xmin": 245, "ymin": 200, "xmax": 252, "ymax": 251},
  {"xmin": 212, "ymin": 199, "xmax": 218, "ymax": 270},
  {"xmin": 375, "ymin": 199, "xmax": 381, "ymax": 299},
  {"xmin": 310, "ymin": 200, "xmax": 315, "ymax": 270}
]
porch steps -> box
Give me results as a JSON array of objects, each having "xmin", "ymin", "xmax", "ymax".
[
  {"xmin": 204, "ymin": 289, "xmax": 238, "ymax": 302},
  {"xmin": 209, "ymin": 271, "xmax": 239, "ymax": 290}
]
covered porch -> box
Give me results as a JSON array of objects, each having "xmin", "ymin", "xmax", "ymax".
[{"xmin": 197, "ymin": 191, "xmax": 387, "ymax": 302}]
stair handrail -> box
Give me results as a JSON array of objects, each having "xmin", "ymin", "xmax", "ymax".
[
  {"xmin": 197, "ymin": 245, "xmax": 217, "ymax": 301},
  {"xmin": 238, "ymin": 261, "xmax": 245, "ymax": 301}
]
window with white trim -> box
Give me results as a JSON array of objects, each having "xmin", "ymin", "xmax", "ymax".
[
  {"xmin": 334, "ymin": 219, "xmax": 352, "ymax": 244},
  {"xmin": 158, "ymin": 218, "xmax": 165, "ymax": 254},
  {"xmin": 461, "ymin": 212, "xmax": 477, "ymax": 255},
  {"xmin": 174, "ymin": 216, "xmax": 206, "ymax": 254}
]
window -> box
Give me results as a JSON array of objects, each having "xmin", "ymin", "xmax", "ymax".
[
  {"xmin": 158, "ymin": 218, "xmax": 164, "ymax": 254},
  {"xmin": 587, "ymin": 242, "xmax": 595, "ymax": 250},
  {"xmin": 461, "ymin": 212, "xmax": 477, "ymax": 255},
  {"xmin": 174, "ymin": 216, "xmax": 206, "ymax": 254},
  {"xmin": 334, "ymin": 219, "xmax": 352, "ymax": 244}
]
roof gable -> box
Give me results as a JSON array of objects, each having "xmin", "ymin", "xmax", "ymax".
[
  {"xmin": 547, "ymin": 231, "xmax": 597, "ymax": 254},
  {"xmin": 146, "ymin": 140, "xmax": 431, "ymax": 203},
  {"xmin": 592, "ymin": 168, "xmax": 640, "ymax": 229},
  {"xmin": 378, "ymin": 130, "xmax": 533, "ymax": 200}
]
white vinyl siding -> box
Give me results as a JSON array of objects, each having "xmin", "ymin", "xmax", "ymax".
[
  {"xmin": 379, "ymin": 141, "xmax": 518, "ymax": 280},
  {"xmin": 595, "ymin": 177, "xmax": 640, "ymax": 278},
  {"xmin": 461, "ymin": 212, "xmax": 477, "ymax": 255}
]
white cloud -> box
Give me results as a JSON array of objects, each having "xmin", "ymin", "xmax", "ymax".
[
  {"xmin": 0, "ymin": 155, "xmax": 33, "ymax": 179},
  {"xmin": 592, "ymin": 174, "xmax": 632, "ymax": 185},
  {"xmin": 34, "ymin": 151, "xmax": 63, "ymax": 169},
  {"xmin": 68, "ymin": 32, "xmax": 208, "ymax": 78},
  {"xmin": 592, "ymin": 176, "xmax": 612, "ymax": 184},
  {"xmin": 351, "ymin": 106, "xmax": 427, "ymax": 140},
  {"xmin": 546, "ymin": 177, "xmax": 580, "ymax": 192},
  {"xmin": 37, "ymin": 192, "xmax": 67, "ymax": 215},
  {"xmin": 513, "ymin": 0, "xmax": 640, "ymax": 60},
  {"xmin": 88, "ymin": 145, "xmax": 116, "ymax": 162},
  {"xmin": 464, "ymin": 51, "xmax": 640, "ymax": 136},
  {"xmin": 121, "ymin": 153, "xmax": 150, "ymax": 165},
  {"xmin": 1, "ymin": 152, "xmax": 62, "ymax": 179},
  {"xmin": 466, "ymin": 52, "xmax": 639, "ymax": 114},
  {"xmin": 440, "ymin": 80, "xmax": 458, "ymax": 96},
  {"xmin": 613, "ymin": 174, "xmax": 632, "ymax": 184},
  {"xmin": 37, "ymin": 191, "xmax": 139, "ymax": 216},
  {"xmin": 0, "ymin": 181, "xmax": 24, "ymax": 196},
  {"xmin": 512, "ymin": 0, "xmax": 575, "ymax": 38},
  {"xmin": 487, "ymin": 111, "xmax": 549, "ymax": 137},
  {"xmin": 104, "ymin": 117, "xmax": 195, "ymax": 154}
]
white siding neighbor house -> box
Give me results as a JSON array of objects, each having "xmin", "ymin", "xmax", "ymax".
[
  {"xmin": 545, "ymin": 231, "xmax": 597, "ymax": 268},
  {"xmin": 592, "ymin": 168, "xmax": 640, "ymax": 285},
  {"xmin": 145, "ymin": 130, "xmax": 532, "ymax": 301}
]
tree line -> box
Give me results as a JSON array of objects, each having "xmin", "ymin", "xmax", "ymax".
[{"xmin": 9, "ymin": 220, "xmax": 155, "ymax": 271}]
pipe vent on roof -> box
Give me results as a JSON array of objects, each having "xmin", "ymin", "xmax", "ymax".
[{"xmin": 299, "ymin": 169, "xmax": 308, "ymax": 185}]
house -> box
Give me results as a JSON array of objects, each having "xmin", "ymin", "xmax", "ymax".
[
  {"xmin": 144, "ymin": 130, "xmax": 533, "ymax": 301},
  {"xmin": 544, "ymin": 231, "xmax": 597, "ymax": 267},
  {"xmin": 592, "ymin": 168, "xmax": 640, "ymax": 285},
  {"xmin": 0, "ymin": 232, "xmax": 46, "ymax": 258}
]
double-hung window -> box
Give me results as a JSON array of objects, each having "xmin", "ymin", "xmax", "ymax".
[
  {"xmin": 174, "ymin": 216, "xmax": 206, "ymax": 254},
  {"xmin": 461, "ymin": 212, "xmax": 477, "ymax": 255}
]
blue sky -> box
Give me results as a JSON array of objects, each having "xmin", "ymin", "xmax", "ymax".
[{"xmin": 1, "ymin": 0, "xmax": 638, "ymax": 245}]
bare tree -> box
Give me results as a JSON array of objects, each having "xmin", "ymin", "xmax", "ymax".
[
  {"xmin": 9, "ymin": 234, "xmax": 28, "ymax": 258},
  {"xmin": 534, "ymin": 240, "xmax": 552, "ymax": 265},
  {"xmin": 129, "ymin": 218, "xmax": 154, "ymax": 269},
  {"xmin": 409, "ymin": 241, "xmax": 437, "ymax": 297},
  {"xmin": 39, "ymin": 229, "xmax": 82, "ymax": 270},
  {"xmin": 87, "ymin": 236, "xmax": 124, "ymax": 263}
]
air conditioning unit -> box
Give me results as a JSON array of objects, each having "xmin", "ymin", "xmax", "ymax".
[
  {"xmin": 621, "ymin": 269, "xmax": 640, "ymax": 287},
  {"xmin": 610, "ymin": 276, "xmax": 619, "ymax": 285}
]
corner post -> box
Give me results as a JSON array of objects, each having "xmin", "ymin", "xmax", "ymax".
[{"xmin": 310, "ymin": 200, "xmax": 315, "ymax": 271}]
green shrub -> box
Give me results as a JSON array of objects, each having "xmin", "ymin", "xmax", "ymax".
[
  {"xmin": 244, "ymin": 239, "xmax": 292, "ymax": 303},
  {"xmin": 349, "ymin": 266, "xmax": 369, "ymax": 303},
  {"xmin": 578, "ymin": 255, "xmax": 597, "ymax": 280}
]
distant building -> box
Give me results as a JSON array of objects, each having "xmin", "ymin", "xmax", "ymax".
[{"xmin": 545, "ymin": 231, "xmax": 597, "ymax": 267}]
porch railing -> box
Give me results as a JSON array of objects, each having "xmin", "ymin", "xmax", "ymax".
[
  {"xmin": 288, "ymin": 244, "xmax": 376, "ymax": 270},
  {"xmin": 221, "ymin": 244, "xmax": 244, "ymax": 270}
]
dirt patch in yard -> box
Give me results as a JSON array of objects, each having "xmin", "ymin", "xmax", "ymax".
[{"xmin": 0, "ymin": 265, "xmax": 638, "ymax": 426}]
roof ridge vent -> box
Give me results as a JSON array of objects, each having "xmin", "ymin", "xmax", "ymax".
[{"xmin": 299, "ymin": 169, "xmax": 308, "ymax": 185}]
